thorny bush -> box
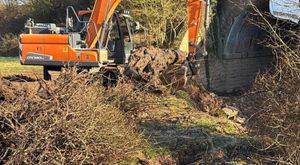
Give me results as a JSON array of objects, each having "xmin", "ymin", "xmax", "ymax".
[
  {"xmin": 246, "ymin": 3, "xmax": 300, "ymax": 164},
  {"xmin": 0, "ymin": 70, "xmax": 147, "ymax": 164}
]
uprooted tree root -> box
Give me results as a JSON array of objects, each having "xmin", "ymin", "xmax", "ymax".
[
  {"xmin": 126, "ymin": 46, "xmax": 187, "ymax": 87},
  {"xmin": 0, "ymin": 71, "xmax": 145, "ymax": 164}
]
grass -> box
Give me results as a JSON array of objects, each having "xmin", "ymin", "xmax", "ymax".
[
  {"xmin": 0, "ymin": 61, "xmax": 258, "ymax": 164},
  {"xmin": 137, "ymin": 93, "xmax": 252, "ymax": 164},
  {"xmin": 0, "ymin": 56, "xmax": 42, "ymax": 77}
]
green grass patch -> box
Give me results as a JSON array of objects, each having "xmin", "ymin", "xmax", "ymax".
[
  {"xmin": 182, "ymin": 115, "xmax": 243, "ymax": 135},
  {"xmin": 121, "ymin": 145, "xmax": 172, "ymax": 165},
  {"xmin": 0, "ymin": 56, "xmax": 42, "ymax": 77}
]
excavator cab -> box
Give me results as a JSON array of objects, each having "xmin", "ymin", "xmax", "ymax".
[
  {"xmin": 105, "ymin": 11, "xmax": 135, "ymax": 64},
  {"xmin": 19, "ymin": 1, "xmax": 138, "ymax": 80},
  {"xmin": 73, "ymin": 9, "xmax": 135, "ymax": 64}
]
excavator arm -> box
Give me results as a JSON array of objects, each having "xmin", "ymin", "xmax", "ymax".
[
  {"xmin": 188, "ymin": 0, "xmax": 206, "ymax": 55},
  {"xmin": 87, "ymin": 0, "xmax": 206, "ymax": 54},
  {"xmin": 85, "ymin": 0, "xmax": 122, "ymax": 48}
]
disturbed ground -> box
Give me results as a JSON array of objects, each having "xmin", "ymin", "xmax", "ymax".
[
  {"xmin": 0, "ymin": 69, "xmax": 268, "ymax": 165},
  {"xmin": 0, "ymin": 49, "xmax": 272, "ymax": 164}
]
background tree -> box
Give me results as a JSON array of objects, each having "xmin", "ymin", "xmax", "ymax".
[
  {"xmin": 122, "ymin": 0, "xmax": 187, "ymax": 48},
  {"xmin": 0, "ymin": 0, "xmax": 186, "ymax": 56}
]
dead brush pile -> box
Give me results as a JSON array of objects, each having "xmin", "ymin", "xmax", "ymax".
[
  {"xmin": 247, "ymin": 4, "xmax": 300, "ymax": 164},
  {"xmin": 0, "ymin": 70, "xmax": 146, "ymax": 164}
]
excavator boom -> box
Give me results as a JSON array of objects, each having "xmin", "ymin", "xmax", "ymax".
[
  {"xmin": 188, "ymin": 0, "xmax": 206, "ymax": 55},
  {"xmin": 86, "ymin": 0, "xmax": 122, "ymax": 48}
]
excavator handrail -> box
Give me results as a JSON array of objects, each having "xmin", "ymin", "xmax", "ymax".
[
  {"xmin": 66, "ymin": 6, "xmax": 101, "ymax": 48},
  {"xmin": 66, "ymin": 6, "xmax": 96, "ymax": 33}
]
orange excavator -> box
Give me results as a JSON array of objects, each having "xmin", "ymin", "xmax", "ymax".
[{"xmin": 19, "ymin": 0, "xmax": 208, "ymax": 80}]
